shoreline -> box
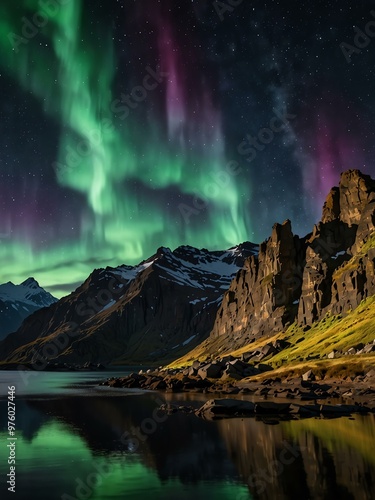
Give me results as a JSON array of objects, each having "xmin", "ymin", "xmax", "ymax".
[{"xmin": 100, "ymin": 364, "xmax": 375, "ymax": 420}]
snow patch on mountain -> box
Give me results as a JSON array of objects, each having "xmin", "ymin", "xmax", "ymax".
[{"xmin": 0, "ymin": 278, "xmax": 57, "ymax": 308}]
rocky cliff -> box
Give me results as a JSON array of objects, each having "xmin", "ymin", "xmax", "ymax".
[{"xmin": 210, "ymin": 170, "xmax": 375, "ymax": 347}]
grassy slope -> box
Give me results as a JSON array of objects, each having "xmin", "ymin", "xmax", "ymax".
[
  {"xmin": 169, "ymin": 232, "xmax": 375, "ymax": 375},
  {"xmin": 169, "ymin": 295, "xmax": 375, "ymax": 376}
]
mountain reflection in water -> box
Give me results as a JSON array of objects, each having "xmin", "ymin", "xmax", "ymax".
[{"xmin": 0, "ymin": 375, "xmax": 374, "ymax": 499}]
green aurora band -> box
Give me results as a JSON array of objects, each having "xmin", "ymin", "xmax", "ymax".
[{"xmin": 0, "ymin": 0, "xmax": 252, "ymax": 297}]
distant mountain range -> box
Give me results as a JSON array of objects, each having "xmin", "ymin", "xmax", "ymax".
[
  {"xmin": 0, "ymin": 243, "xmax": 257, "ymax": 365},
  {"xmin": 0, "ymin": 278, "xmax": 57, "ymax": 340}
]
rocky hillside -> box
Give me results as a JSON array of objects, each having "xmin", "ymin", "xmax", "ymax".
[
  {"xmin": 184, "ymin": 169, "xmax": 375, "ymax": 358},
  {"xmin": 0, "ymin": 243, "xmax": 257, "ymax": 366},
  {"xmin": 0, "ymin": 278, "xmax": 57, "ymax": 340}
]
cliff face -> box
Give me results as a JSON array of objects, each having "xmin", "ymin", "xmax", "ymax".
[
  {"xmin": 299, "ymin": 170, "xmax": 375, "ymax": 323},
  {"xmin": 212, "ymin": 220, "xmax": 304, "ymax": 341},
  {"xmin": 211, "ymin": 170, "xmax": 375, "ymax": 344}
]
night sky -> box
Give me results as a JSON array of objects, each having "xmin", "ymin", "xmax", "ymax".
[{"xmin": 1, "ymin": 0, "xmax": 375, "ymax": 297}]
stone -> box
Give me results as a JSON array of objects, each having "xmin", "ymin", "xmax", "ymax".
[
  {"xmin": 149, "ymin": 379, "xmax": 167, "ymax": 390},
  {"xmin": 255, "ymin": 402, "xmax": 291, "ymax": 414},
  {"xmin": 260, "ymin": 343, "xmax": 277, "ymax": 357},
  {"xmin": 221, "ymin": 367, "xmax": 243, "ymax": 381},
  {"xmin": 228, "ymin": 359, "xmax": 248, "ymax": 372},
  {"xmin": 256, "ymin": 363, "xmax": 273, "ymax": 373},
  {"xmin": 319, "ymin": 405, "xmax": 353, "ymax": 416},
  {"xmin": 195, "ymin": 399, "xmax": 256, "ymax": 419},
  {"xmin": 220, "ymin": 355, "xmax": 236, "ymax": 363},
  {"xmin": 197, "ymin": 362, "xmax": 223, "ymax": 380},
  {"xmin": 241, "ymin": 351, "xmax": 255, "ymax": 362},
  {"xmin": 302, "ymin": 370, "xmax": 315, "ymax": 382},
  {"xmin": 328, "ymin": 350, "xmax": 339, "ymax": 359}
]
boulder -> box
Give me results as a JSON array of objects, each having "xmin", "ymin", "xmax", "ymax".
[
  {"xmin": 272, "ymin": 339, "xmax": 290, "ymax": 351},
  {"xmin": 241, "ymin": 351, "xmax": 256, "ymax": 363},
  {"xmin": 255, "ymin": 402, "xmax": 291, "ymax": 414},
  {"xmin": 302, "ymin": 370, "xmax": 315, "ymax": 381},
  {"xmin": 196, "ymin": 399, "xmax": 255, "ymax": 419},
  {"xmin": 228, "ymin": 359, "xmax": 248, "ymax": 373},
  {"xmin": 289, "ymin": 404, "xmax": 320, "ymax": 416},
  {"xmin": 221, "ymin": 367, "xmax": 244, "ymax": 381},
  {"xmin": 260, "ymin": 343, "xmax": 277, "ymax": 357},
  {"xmin": 220, "ymin": 355, "xmax": 236, "ymax": 363},
  {"xmin": 197, "ymin": 362, "xmax": 223, "ymax": 379},
  {"xmin": 256, "ymin": 363, "xmax": 273, "ymax": 373},
  {"xmin": 149, "ymin": 379, "xmax": 167, "ymax": 390},
  {"xmin": 328, "ymin": 350, "xmax": 339, "ymax": 359}
]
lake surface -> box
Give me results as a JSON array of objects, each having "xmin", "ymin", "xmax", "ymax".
[{"xmin": 0, "ymin": 370, "xmax": 375, "ymax": 499}]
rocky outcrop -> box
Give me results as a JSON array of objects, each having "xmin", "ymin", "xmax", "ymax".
[
  {"xmin": 299, "ymin": 170, "xmax": 375, "ymax": 324},
  {"xmin": 210, "ymin": 170, "xmax": 375, "ymax": 346},
  {"xmin": 211, "ymin": 220, "xmax": 305, "ymax": 341},
  {"xmin": 335, "ymin": 169, "xmax": 375, "ymax": 226},
  {"xmin": 297, "ymin": 219, "xmax": 356, "ymax": 325}
]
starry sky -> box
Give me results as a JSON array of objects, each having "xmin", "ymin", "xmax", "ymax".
[{"xmin": 0, "ymin": 0, "xmax": 375, "ymax": 297}]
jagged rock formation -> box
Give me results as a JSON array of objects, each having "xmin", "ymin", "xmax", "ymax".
[
  {"xmin": 211, "ymin": 170, "xmax": 375, "ymax": 345},
  {"xmin": 212, "ymin": 220, "xmax": 305, "ymax": 341},
  {"xmin": 0, "ymin": 243, "xmax": 257, "ymax": 365},
  {"xmin": 300, "ymin": 170, "xmax": 375, "ymax": 323}
]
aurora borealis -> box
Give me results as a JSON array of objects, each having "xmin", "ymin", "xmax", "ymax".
[{"xmin": 0, "ymin": 0, "xmax": 375, "ymax": 297}]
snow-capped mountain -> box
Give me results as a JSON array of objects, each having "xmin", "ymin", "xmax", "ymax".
[
  {"xmin": 0, "ymin": 243, "xmax": 257, "ymax": 365},
  {"xmin": 0, "ymin": 278, "xmax": 57, "ymax": 340}
]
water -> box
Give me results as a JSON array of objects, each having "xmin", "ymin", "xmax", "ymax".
[{"xmin": 0, "ymin": 371, "xmax": 375, "ymax": 500}]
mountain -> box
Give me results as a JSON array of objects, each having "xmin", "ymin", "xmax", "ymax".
[
  {"xmin": 182, "ymin": 169, "xmax": 375, "ymax": 359},
  {"xmin": 2, "ymin": 169, "xmax": 375, "ymax": 370},
  {"xmin": 0, "ymin": 278, "xmax": 58, "ymax": 341},
  {"xmin": 0, "ymin": 243, "xmax": 257, "ymax": 366}
]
